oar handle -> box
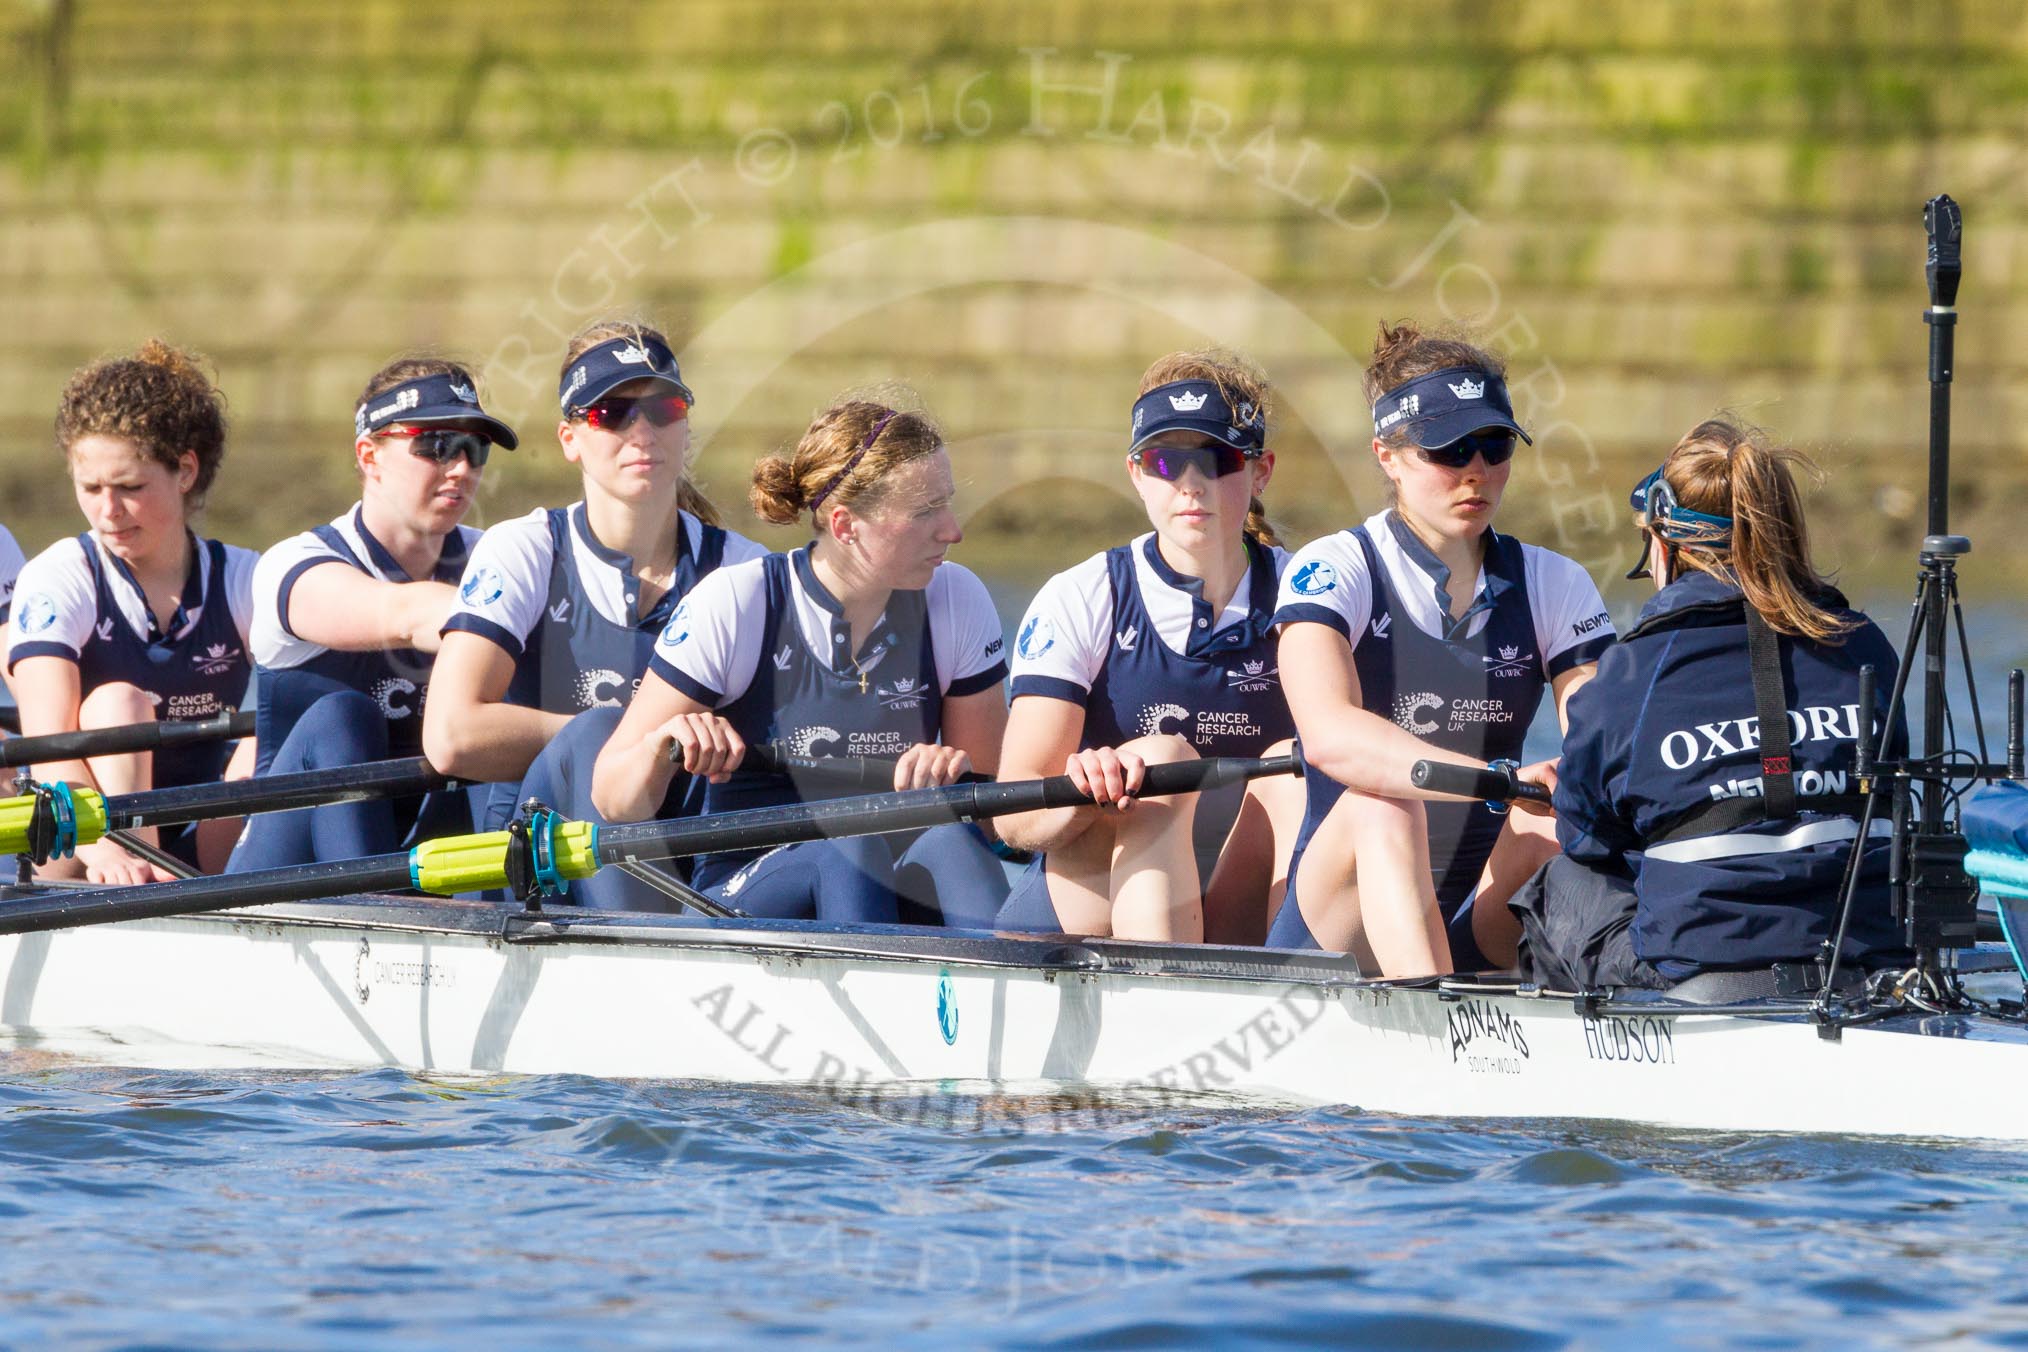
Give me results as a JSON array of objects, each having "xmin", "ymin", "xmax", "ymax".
[
  {"xmin": 0, "ymin": 709, "xmax": 254, "ymax": 769},
  {"xmin": 1409, "ymin": 759, "xmax": 1552, "ymax": 805}
]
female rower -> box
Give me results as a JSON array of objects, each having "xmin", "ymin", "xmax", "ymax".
[
  {"xmin": 591, "ymin": 396, "xmax": 1010, "ymax": 925},
  {"xmin": 994, "ymin": 349, "xmax": 1302, "ymax": 945},
  {"xmin": 1510, "ymin": 419, "xmax": 1905, "ymax": 989},
  {"xmin": 227, "ymin": 358, "xmax": 518, "ymax": 870},
  {"xmin": 422, "ymin": 319, "xmax": 766, "ymax": 842},
  {"xmin": 1266, "ymin": 321, "xmax": 1615, "ymax": 975},
  {"xmin": 7, "ymin": 340, "xmax": 256, "ymax": 883}
]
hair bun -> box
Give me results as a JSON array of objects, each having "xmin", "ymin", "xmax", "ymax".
[{"xmin": 748, "ymin": 454, "xmax": 805, "ymax": 524}]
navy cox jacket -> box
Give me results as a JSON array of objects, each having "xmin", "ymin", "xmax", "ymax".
[{"xmin": 1553, "ymin": 570, "xmax": 1908, "ymax": 977}]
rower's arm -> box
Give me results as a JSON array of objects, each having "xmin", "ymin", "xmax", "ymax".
[
  {"xmin": 1278, "ymin": 621, "xmax": 1485, "ymax": 799},
  {"xmin": 940, "ymin": 683, "xmax": 1007, "ymax": 778},
  {"xmin": 284, "ymin": 561, "xmax": 457, "ymax": 655},
  {"xmin": 420, "ymin": 631, "xmax": 569, "ymax": 783},
  {"xmin": 1551, "ymin": 661, "xmax": 1596, "ymax": 734},
  {"xmin": 591, "ymin": 668, "xmax": 737, "ymax": 822},
  {"xmin": 992, "ymin": 694, "xmax": 1101, "ymax": 852},
  {"xmin": 8, "ymin": 653, "xmax": 97, "ymax": 792}
]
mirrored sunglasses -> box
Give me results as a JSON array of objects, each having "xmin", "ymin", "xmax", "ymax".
[
  {"xmin": 1131, "ymin": 443, "xmax": 1256, "ymax": 481},
  {"xmin": 574, "ymin": 393, "xmax": 690, "ymax": 431},
  {"xmin": 383, "ymin": 426, "xmax": 491, "ymax": 468},
  {"xmin": 1417, "ymin": 429, "xmax": 1519, "ymax": 470}
]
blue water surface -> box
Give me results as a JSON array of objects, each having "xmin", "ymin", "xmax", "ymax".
[{"xmin": 1, "ymin": 1066, "xmax": 2026, "ymax": 1348}]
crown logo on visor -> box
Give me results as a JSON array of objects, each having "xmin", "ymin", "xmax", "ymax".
[
  {"xmin": 1168, "ymin": 390, "xmax": 1209, "ymax": 412},
  {"xmin": 1448, "ymin": 377, "xmax": 1486, "ymax": 400},
  {"xmin": 449, "ymin": 382, "xmax": 477, "ymax": 404},
  {"xmin": 614, "ymin": 344, "xmax": 656, "ymax": 366}
]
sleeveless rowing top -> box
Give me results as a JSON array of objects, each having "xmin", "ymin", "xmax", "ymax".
[
  {"xmin": 663, "ymin": 551, "xmax": 944, "ymax": 889},
  {"xmin": 1293, "ymin": 524, "xmax": 1547, "ymax": 906},
  {"xmin": 253, "ymin": 511, "xmax": 474, "ymax": 772},
  {"xmin": 1080, "ymin": 536, "xmax": 1292, "ymax": 756},
  {"xmin": 512, "ymin": 505, "xmax": 728, "ymax": 713},
  {"xmin": 75, "ymin": 535, "xmax": 251, "ymax": 790}
]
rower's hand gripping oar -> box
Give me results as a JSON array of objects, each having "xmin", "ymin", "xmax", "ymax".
[
  {"xmin": 0, "ymin": 752, "xmax": 1303, "ymax": 935},
  {"xmin": 0, "ymin": 756, "xmax": 455, "ymax": 864},
  {"xmin": 1409, "ymin": 759, "xmax": 1553, "ymax": 808}
]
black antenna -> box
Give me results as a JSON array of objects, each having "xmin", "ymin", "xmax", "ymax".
[{"xmin": 1818, "ymin": 195, "xmax": 1994, "ymax": 1020}]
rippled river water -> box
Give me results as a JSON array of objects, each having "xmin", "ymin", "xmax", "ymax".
[{"xmin": 3, "ymin": 1067, "xmax": 2028, "ymax": 1348}]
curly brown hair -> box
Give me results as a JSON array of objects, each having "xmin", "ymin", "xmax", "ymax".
[{"xmin": 55, "ymin": 339, "xmax": 228, "ymax": 505}]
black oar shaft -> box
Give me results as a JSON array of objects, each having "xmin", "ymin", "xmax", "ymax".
[
  {"xmin": 0, "ymin": 851, "xmax": 413, "ymax": 935},
  {"xmin": 737, "ymin": 743, "xmax": 988, "ymax": 792},
  {"xmin": 0, "ymin": 710, "xmax": 254, "ymax": 769},
  {"xmin": 599, "ymin": 755, "xmax": 1295, "ymax": 863},
  {"xmin": 100, "ymin": 757, "xmax": 448, "ymax": 832},
  {"xmin": 0, "ymin": 753, "xmax": 1301, "ymax": 937}
]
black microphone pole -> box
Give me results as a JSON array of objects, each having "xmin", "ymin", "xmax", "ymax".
[
  {"xmin": 1919, "ymin": 195, "xmax": 1962, "ymax": 842},
  {"xmin": 1923, "ymin": 194, "xmax": 1961, "ymax": 539}
]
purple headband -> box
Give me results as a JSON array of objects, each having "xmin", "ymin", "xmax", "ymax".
[{"xmin": 810, "ymin": 410, "xmax": 898, "ymax": 516}]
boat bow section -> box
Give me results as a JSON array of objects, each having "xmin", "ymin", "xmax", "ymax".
[{"xmin": 3, "ymin": 896, "xmax": 2026, "ymax": 1142}]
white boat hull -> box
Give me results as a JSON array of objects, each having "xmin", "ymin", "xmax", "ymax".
[{"xmin": 3, "ymin": 897, "xmax": 2025, "ymax": 1142}]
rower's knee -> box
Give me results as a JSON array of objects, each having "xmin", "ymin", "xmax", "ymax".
[
  {"xmin": 1332, "ymin": 788, "xmax": 1425, "ymax": 843},
  {"xmin": 1117, "ymin": 734, "xmax": 1200, "ymax": 825},
  {"xmin": 79, "ymin": 681, "xmax": 156, "ymax": 728}
]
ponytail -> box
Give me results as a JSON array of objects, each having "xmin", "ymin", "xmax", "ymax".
[
  {"xmin": 1660, "ymin": 417, "xmax": 1854, "ymax": 644},
  {"xmin": 1243, "ymin": 495, "xmax": 1281, "ymax": 548},
  {"xmin": 677, "ymin": 478, "xmax": 721, "ymax": 528}
]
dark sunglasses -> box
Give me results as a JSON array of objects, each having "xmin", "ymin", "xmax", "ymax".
[
  {"xmin": 573, "ymin": 393, "xmax": 690, "ymax": 431},
  {"xmin": 1417, "ymin": 429, "xmax": 1520, "ymax": 470},
  {"xmin": 383, "ymin": 426, "xmax": 491, "ymax": 468},
  {"xmin": 1131, "ymin": 443, "xmax": 1257, "ymax": 481}
]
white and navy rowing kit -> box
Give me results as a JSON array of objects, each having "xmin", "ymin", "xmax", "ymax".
[
  {"xmin": 1269, "ymin": 510, "xmax": 1615, "ymax": 949},
  {"xmin": 1008, "ymin": 533, "xmax": 1294, "ymax": 757},
  {"xmin": 7, "ymin": 531, "xmax": 256, "ymax": 788},
  {"xmin": 442, "ymin": 504, "xmax": 767, "ymax": 714},
  {"xmin": 250, "ymin": 507, "xmax": 480, "ymax": 770},
  {"xmin": 650, "ymin": 546, "xmax": 1007, "ymax": 897}
]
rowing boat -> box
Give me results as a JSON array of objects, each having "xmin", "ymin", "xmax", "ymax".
[
  {"xmin": 3, "ymin": 882, "xmax": 2025, "ymax": 1141},
  {"xmin": 1, "ymin": 716, "xmax": 2026, "ymax": 1142}
]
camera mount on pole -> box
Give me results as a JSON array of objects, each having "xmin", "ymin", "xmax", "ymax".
[{"xmin": 1818, "ymin": 195, "xmax": 2026, "ymax": 1017}]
